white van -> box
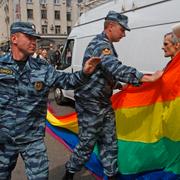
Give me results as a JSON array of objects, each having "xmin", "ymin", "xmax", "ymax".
[{"xmin": 54, "ymin": 0, "xmax": 180, "ymax": 104}]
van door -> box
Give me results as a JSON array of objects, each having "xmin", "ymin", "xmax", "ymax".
[
  {"xmin": 57, "ymin": 39, "xmax": 74, "ymax": 71},
  {"xmin": 54, "ymin": 39, "xmax": 76, "ymax": 104}
]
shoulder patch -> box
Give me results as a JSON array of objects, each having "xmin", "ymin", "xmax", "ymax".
[{"xmin": 102, "ymin": 48, "xmax": 111, "ymax": 55}]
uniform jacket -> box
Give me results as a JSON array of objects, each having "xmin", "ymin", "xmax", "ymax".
[
  {"xmin": 0, "ymin": 53, "xmax": 87, "ymax": 144},
  {"xmin": 75, "ymin": 32, "xmax": 144, "ymax": 112}
]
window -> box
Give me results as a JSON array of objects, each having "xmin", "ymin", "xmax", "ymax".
[
  {"xmin": 27, "ymin": 9, "xmax": 33, "ymax": 19},
  {"xmin": 40, "ymin": 0, "xmax": 47, "ymax": 4},
  {"xmin": 41, "ymin": 9, "xmax": 47, "ymax": 19},
  {"xmin": 42, "ymin": 25, "xmax": 47, "ymax": 34},
  {"xmin": 67, "ymin": 12, "xmax": 71, "ymax": 21},
  {"xmin": 67, "ymin": 0, "xmax": 71, "ymax": 7},
  {"xmin": 60, "ymin": 39, "xmax": 74, "ymax": 69},
  {"xmin": 27, "ymin": 0, "xmax": 33, "ymax": 3},
  {"xmin": 55, "ymin": 25, "xmax": 61, "ymax": 34},
  {"xmin": 54, "ymin": 0, "xmax": 60, "ymax": 4},
  {"xmin": 54, "ymin": 11, "xmax": 60, "ymax": 20}
]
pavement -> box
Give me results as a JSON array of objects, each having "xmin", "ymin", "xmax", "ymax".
[{"xmin": 11, "ymin": 91, "xmax": 96, "ymax": 180}]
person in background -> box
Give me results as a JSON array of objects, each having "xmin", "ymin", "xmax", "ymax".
[
  {"xmin": 172, "ymin": 23, "xmax": 180, "ymax": 39},
  {"xmin": 32, "ymin": 47, "xmax": 42, "ymax": 58},
  {"xmin": 48, "ymin": 43, "xmax": 56, "ymax": 67},
  {"xmin": 54, "ymin": 47, "xmax": 61, "ymax": 69},
  {"xmin": 63, "ymin": 11, "xmax": 163, "ymax": 180},
  {"xmin": 0, "ymin": 21, "xmax": 100, "ymax": 180},
  {"xmin": 40, "ymin": 49, "xmax": 50, "ymax": 63}
]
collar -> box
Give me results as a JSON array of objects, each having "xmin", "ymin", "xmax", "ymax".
[{"xmin": 0, "ymin": 53, "xmax": 41, "ymax": 70}]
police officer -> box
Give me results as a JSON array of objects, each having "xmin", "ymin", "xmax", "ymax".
[
  {"xmin": 0, "ymin": 22, "xmax": 100, "ymax": 180},
  {"xmin": 63, "ymin": 11, "xmax": 163, "ymax": 180}
]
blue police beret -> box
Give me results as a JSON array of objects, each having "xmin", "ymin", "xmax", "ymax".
[
  {"xmin": 105, "ymin": 10, "xmax": 130, "ymax": 31},
  {"xmin": 10, "ymin": 22, "xmax": 41, "ymax": 38}
]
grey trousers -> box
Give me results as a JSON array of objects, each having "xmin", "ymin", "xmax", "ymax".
[
  {"xmin": 66, "ymin": 106, "xmax": 118, "ymax": 177},
  {"xmin": 0, "ymin": 139, "xmax": 48, "ymax": 180}
]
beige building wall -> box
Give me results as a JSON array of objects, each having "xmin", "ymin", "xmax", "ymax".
[
  {"xmin": 0, "ymin": 0, "xmax": 104, "ymax": 49},
  {"xmin": 61, "ymin": 0, "xmax": 68, "ymax": 34},
  {"xmin": 71, "ymin": 0, "xmax": 79, "ymax": 26},
  {"xmin": 0, "ymin": 0, "xmax": 10, "ymax": 45}
]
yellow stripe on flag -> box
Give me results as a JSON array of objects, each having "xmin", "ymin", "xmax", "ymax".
[
  {"xmin": 47, "ymin": 110, "xmax": 78, "ymax": 133},
  {"xmin": 116, "ymin": 97, "xmax": 180, "ymax": 143}
]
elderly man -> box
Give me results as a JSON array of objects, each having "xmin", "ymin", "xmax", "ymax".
[
  {"xmin": 63, "ymin": 11, "xmax": 163, "ymax": 180},
  {"xmin": 162, "ymin": 23, "xmax": 180, "ymax": 66},
  {"xmin": 0, "ymin": 22, "xmax": 100, "ymax": 180}
]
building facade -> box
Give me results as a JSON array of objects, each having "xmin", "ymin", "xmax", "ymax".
[{"xmin": 0, "ymin": 0, "xmax": 106, "ymax": 50}]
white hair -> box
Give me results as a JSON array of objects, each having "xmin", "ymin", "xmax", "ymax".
[{"xmin": 172, "ymin": 23, "xmax": 180, "ymax": 43}]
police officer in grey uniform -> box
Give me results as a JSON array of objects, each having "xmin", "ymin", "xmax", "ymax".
[
  {"xmin": 63, "ymin": 11, "xmax": 163, "ymax": 180},
  {"xmin": 0, "ymin": 22, "xmax": 100, "ymax": 180}
]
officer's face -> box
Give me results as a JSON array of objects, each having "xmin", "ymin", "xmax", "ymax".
[
  {"xmin": 11, "ymin": 32, "xmax": 37, "ymax": 56},
  {"xmin": 110, "ymin": 22, "xmax": 126, "ymax": 42},
  {"xmin": 162, "ymin": 34, "xmax": 179, "ymax": 58}
]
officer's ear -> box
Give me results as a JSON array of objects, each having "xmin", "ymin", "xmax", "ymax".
[{"xmin": 11, "ymin": 33, "xmax": 18, "ymax": 45}]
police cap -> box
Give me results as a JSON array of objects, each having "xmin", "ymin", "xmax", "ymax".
[
  {"xmin": 105, "ymin": 10, "xmax": 130, "ymax": 31},
  {"xmin": 10, "ymin": 22, "xmax": 41, "ymax": 38}
]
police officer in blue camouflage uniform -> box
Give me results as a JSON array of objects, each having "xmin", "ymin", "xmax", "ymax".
[
  {"xmin": 0, "ymin": 22, "xmax": 100, "ymax": 180},
  {"xmin": 63, "ymin": 11, "xmax": 163, "ymax": 180}
]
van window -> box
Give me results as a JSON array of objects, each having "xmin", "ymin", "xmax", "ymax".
[{"xmin": 59, "ymin": 39, "xmax": 74, "ymax": 70}]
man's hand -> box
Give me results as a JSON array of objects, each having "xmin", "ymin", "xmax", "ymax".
[
  {"xmin": 83, "ymin": 57, "xmax": 101, "ymax": 75},
  {"xmin": 141, "ymin": 70, "xmax": 164, "ymax": 82}
]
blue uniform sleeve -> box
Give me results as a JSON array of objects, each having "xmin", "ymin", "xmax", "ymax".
[
  {"xmin": 101, "ymin": 57, "xmax": 143, "ymax": 86},
  {"xmin": 46, "ymin": 64, "xmax": 88, "ymax": 89},
  {"xmin": 93, "ymin": 42, "xmax": 144, "ymax": 86}
]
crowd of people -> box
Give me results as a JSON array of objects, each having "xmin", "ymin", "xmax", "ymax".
[
  {"xmin": 0, "ymin": 40, "xmax": 62, "ymax": 68},
  {"xmin": 32, "ymin": 43, "xmax": 63, "ymax": 68}
]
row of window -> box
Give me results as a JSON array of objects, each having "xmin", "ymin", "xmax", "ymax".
[
  {"xmin": 41, "ymin": 25, "xmax": 71, "ymax": 34},
  {"xmin": 27, "ymin": 9, "xmax": 71, "ymax": 21},
  {"xmin": 27, "ymin": 0, "xmax": 61, "ymax": 5},
  {"xmin": 27, "ymin": 0, "xmax": 73, "ymax": 7},
  {"xmin": 41, "ymin": 25, "xmax": 60, "ymax": 34}
]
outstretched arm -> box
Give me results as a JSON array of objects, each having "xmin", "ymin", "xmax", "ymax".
[
  {"xmin": 47, "ymin": 57, "xmax": 100, "ymax": 90},
  {"xmin": 140, "ymin": 70, "xmax": 163, "ymax": 82}
]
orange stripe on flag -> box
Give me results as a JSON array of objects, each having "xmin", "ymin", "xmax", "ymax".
[{"xmin": 112, "ymin": 52, "xmax": 180, "ymax": 109}]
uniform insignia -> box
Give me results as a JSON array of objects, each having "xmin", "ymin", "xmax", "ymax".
[
  {"xmin": 102, "ymin": 48, "xmax": 111, "ymax": 55},
  {"xmin": 0, "ymin": 68, "xmax": 13, "ymax": 75},
  {"xmin": 34, "ymin": 81, "xmax": 43, "ymax": 91}
]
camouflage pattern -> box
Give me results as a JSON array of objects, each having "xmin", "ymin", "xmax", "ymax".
[
  {"xmin": 105, "ymin": 10, "xmax": 130, "ymax": 31},
  {"xmin": 0, "ymin": 139, "xmax": 48, "ymax": 180},
  {"xmin": 0, "ymin": 53, "xmax": 88, "ymax": 179},
  {"xmin": 66, "ymin": 105, "xmax": 118, "ymax": 176},
  {"xmin": 66, "ymin": 32, "xmax": 144, "ymax": 176},
  {"xmin": 10, "ymin": 21, "xmax": 41, "ymax": 38},
  {"xmin": 75, "ymin": 32, "xmax": 143, "ymax": 112}
]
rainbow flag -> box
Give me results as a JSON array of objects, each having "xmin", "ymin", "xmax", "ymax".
[{"xmin": 46, "ymin": 52, "xmax": 180, "ymax": 179}]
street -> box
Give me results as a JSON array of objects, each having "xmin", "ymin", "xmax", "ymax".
[{"xmin": 12, "ymin": 91, "xmax": 96, "ymax": 180}]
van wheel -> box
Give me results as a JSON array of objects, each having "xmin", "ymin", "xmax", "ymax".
[{"xmin": 54, "ymin": 88, "xmax": 65, "ymax": 105}]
